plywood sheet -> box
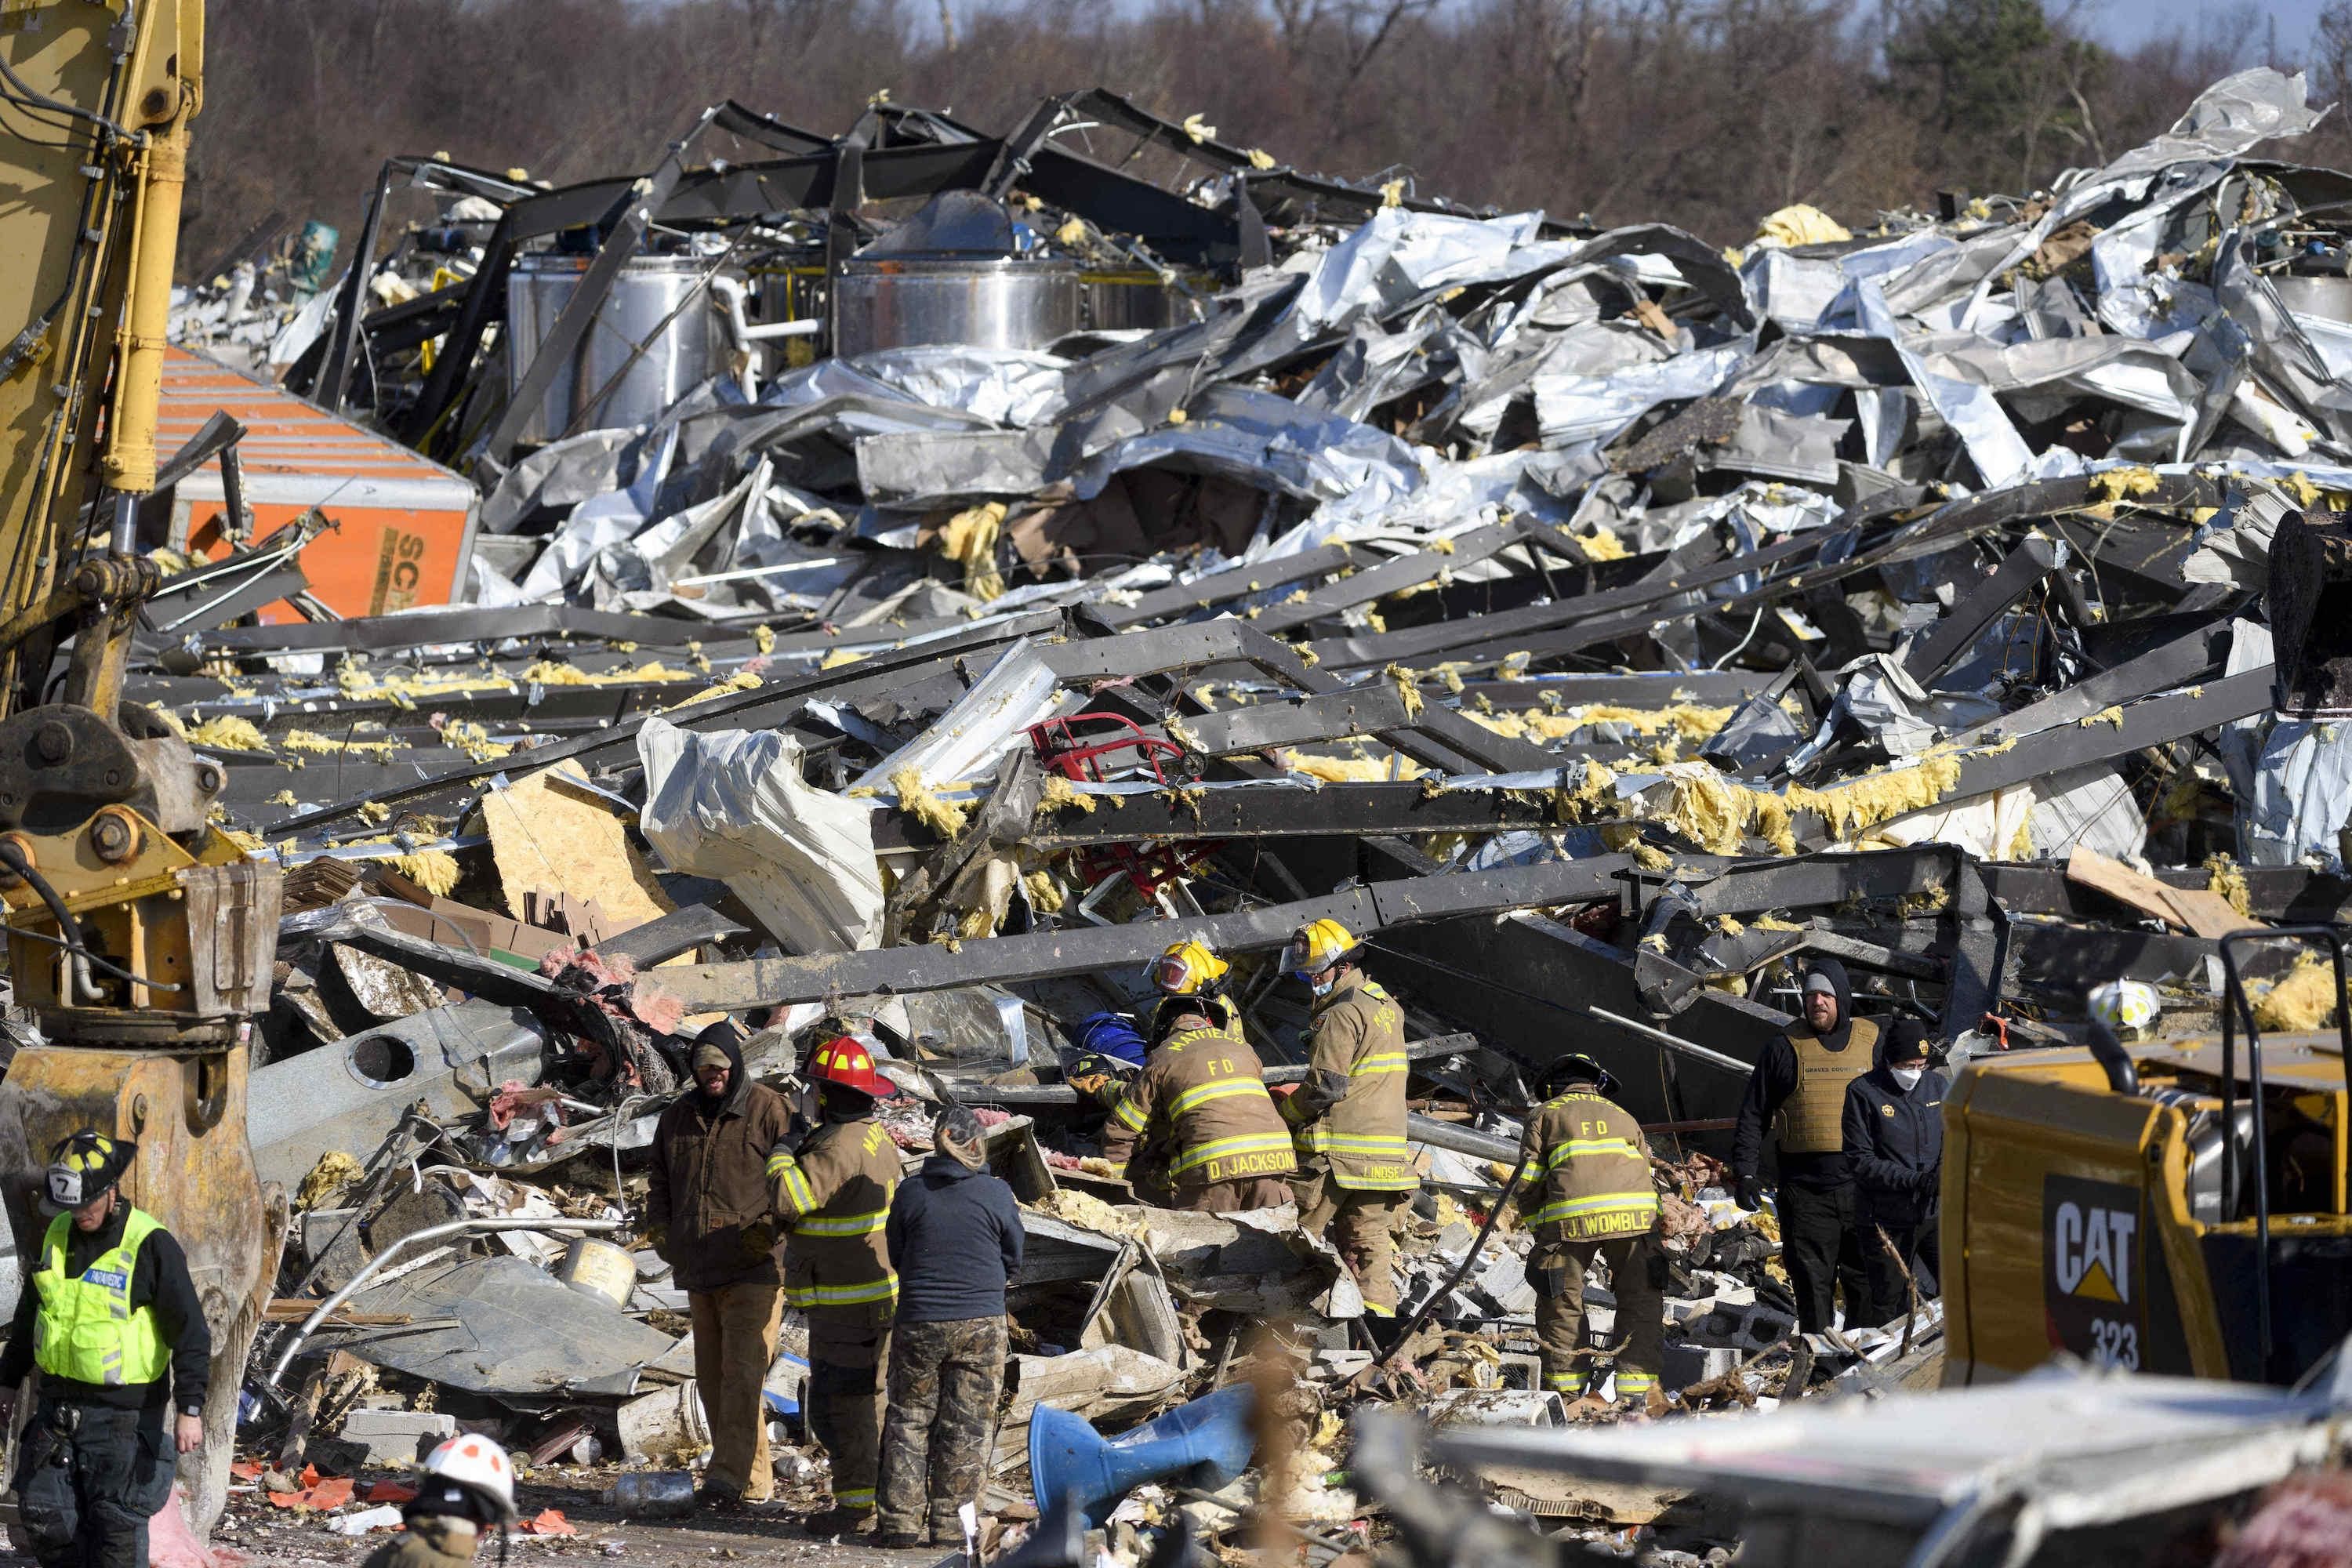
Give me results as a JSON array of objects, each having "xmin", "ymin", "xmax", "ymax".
[{"xmin": 479, "ymin": 761, "xmax": 670, "ymax": 931}]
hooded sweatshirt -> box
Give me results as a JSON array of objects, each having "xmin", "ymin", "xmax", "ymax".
[
  {"xmin": 646, "ymin": 1027, "xmax": 797, "ymax": 1291},
  {"xmin": 1731, "ymin": 956, "xmax": 1877, "ymax": 1191},
  {"xmin": 884, "ymin": 1153, "xmax": 1025, "ymax": 1323}
]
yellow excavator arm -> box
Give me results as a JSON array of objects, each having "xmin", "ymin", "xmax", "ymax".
[{"xmin": 0, "ymin": 0, "xmax": 203, "ymax": 713}]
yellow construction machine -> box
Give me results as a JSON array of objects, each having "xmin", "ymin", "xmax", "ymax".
[
  {"xmin": 1943, "ymin": 928, "xmax": 2352, "ymax": 1388},
  {"xmin": 0, "ymin": 0, "xmax": 281, "ymax": 1534}
]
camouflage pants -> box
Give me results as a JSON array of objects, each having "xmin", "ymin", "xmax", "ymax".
[{"xmin": 877, "ymin": 1316, "xmax": 1009, "ymax": 1540}]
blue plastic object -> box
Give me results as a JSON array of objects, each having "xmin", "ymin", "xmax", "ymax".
[
  {"xmin": 1078, "ymin": 1011, "xmax": 1150, "ymax": 1069},
  {"xmin": 1028, "ymin": 1382, "xmax": 1256, "ymax": 1526}
]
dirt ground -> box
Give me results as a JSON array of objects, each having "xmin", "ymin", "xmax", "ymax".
[{"xmin": 0, "ymin": 1475, "xmax": 964, "ymax": 1568}]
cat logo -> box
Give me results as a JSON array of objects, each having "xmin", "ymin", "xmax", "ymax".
[
  {"xmin": 2044, "ymin": 1174, "xmax": 2147, "ymax": 1369},
  {"xmin": 2052, "ymin": 1196, "xmax": 2136, "ymax": 1305}
]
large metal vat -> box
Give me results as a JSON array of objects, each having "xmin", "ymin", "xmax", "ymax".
[
  {"xmin": 832, "ymin": 256, "xmax": 1079, "ymax": 358},
  {"xmin": 505, "ymin": 254, "xmax": 727, "ymax": 444}
]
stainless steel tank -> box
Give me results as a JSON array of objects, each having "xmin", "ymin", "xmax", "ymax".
[
  {"xmin": 831, "ymin": 256, "xmax": 1080, "ymax": 358},
  {"xmin": 506, "ymin": 254, "xmax": 727, "ymax": 444},
  {"xmin": 2272, "ymin": 274, "xmax": 2352, "ymax": 325}
]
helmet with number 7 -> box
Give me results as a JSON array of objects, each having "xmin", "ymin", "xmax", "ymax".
[{"xmin": 417, "ymin": 1432, "xmax": 518, "ymax": 1524}]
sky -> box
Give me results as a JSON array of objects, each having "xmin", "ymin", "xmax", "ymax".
[{"xmin": 2081, "ymin": 0, "xmax": 2326, "ymax": 51}]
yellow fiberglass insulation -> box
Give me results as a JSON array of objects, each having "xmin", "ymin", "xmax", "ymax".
[
  {"xmin": 186, "ymin": 716, "xmax": 270, "ymax": 751},
  {"xmin": 683, "ymin": 670, "xmax": 762, "ymax": 705},
  {"xmin": 282, "ymin": 729, "xmax": 404, "ymax": 760},
  {"xmin": 2089, "ymin": 469, "xmax": 2161, "ymax": 504},
  {"xmin": 1279, "ymin": 749, "xmax": 1425, "ymax": 783},
  {"xmin": 1648, "ymin": 753, "xmax": 1965, "ymax": 855},
  {"xmin": 1472, "ymin": 702, "xmax": 1734, "ymax": 744},
  {"xmin": 2205, "ymin": 854, "xmax": 2255, "ymax": 920},
  {"xmin": 1024, "ymin": 869, "xmax": 1067, "ymax": 913},
  {"xmin": 521, "ymin": 659, "xmax": 697, "ymax": 688},
  {"xmin": 938, "ymin": 501, "xmax": 1009, "ymax": 601},
  {"xmin": 2255, "ymin": 953, "xmax": 2339, "ymax": 1032},
  {"xmin": 295, "ymin": 1152, "xmax": 365, "ymax": 1211},
  {"xmin": 1383, "ymin": 664, "xmax": 1425, "ymax": 720},
  {"xmin": 220, "ymin": 827, "xmax": 267, "ymax": 854},
  {"xmin": 892, "ymin": 767, "xmax": 970, "ymax": 836},
  {"xmin": 441, "ymin": 720, "xmax": 513, "ymax": 763},
  {"xmin": 1573, "ymin": 525, "xmax": 1631, "ymax": 561},
  {"xmin": 1038, "ymin": 774, "xmax": 1097, "ymax": 814},
  {"xmin": 753, "ymin": 624, "xmax": 777, "ymax": 655},
  {"xmin": 1554, "ymin": 759, "xmax": 1617, "ymax": 822},
  {"xmin": 385, "ymin": 849, "xmax": 461, "ymax": 896},
  {"xmin": 819, "ymin": 648, "xmax": 867, "ymax": 670}
]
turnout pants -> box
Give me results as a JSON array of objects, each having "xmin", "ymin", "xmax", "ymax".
[
  {"xmin": 1531, "ymin": 1235, "xmax": 1664, "ymax": 1401},
  {"xmin": 1778, "ymin": 1180, "xmax": 1872, "ymax": 1333},
  {"xmin": 688, "ymin": 1280, "xmax": 786, "ymax": 1501},
  {"xmin": 1294, "ymin": 1171, "xmax": 1408, "ymax": 1313},
  {"xmin": 877, "ymin": 1316, "xmax": 1009, "ymax": 1541},
  {"xmin": 1170, "ymin": 1176, "xmax": 1296, "ymax": 1213},
  {"xmin": 806, "ymin": 1308, "xmax": 892, "ymax": 1513},
  {"xmin": 13, "ymin": 1398, "xmax": 176, "ymax": 1568},
  {"xmin": 1861, "ymin": 1215, "xmax": 1942, "ymax": 1324}
]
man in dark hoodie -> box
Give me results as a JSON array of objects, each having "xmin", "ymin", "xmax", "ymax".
[
  {"xmin": 644, "ymin": 1020, "xmax": 797, "ymax": 1508},
  {"xmin": 1842, "ymin": 1018, "xmax": 1945, "ymax": 1322},
  {"xmin": 1731, "ymin": 956, "xmax": 1878, "ymax": 1333},
  {"xmin": 875, "ymin": 1107, "xmax": 1023, "ymax": 1550}
]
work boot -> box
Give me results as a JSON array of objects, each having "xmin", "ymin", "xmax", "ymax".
[
  {"xmin": 695, "ymin": 1481, "xmax": 745, "ymax": 1512},
  {"xmin": 802, "ymin": 1505, "xmax": 876, "ymax": 1539},
  {"xmin": 875, "ymin": 1528, "xmax": 927, "ymax": 1551}
]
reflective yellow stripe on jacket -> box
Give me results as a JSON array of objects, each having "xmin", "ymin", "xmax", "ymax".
[
  {"xmin": 766, "ymin": 1152, "xmax": 818, "ymax": 1214},
  {"xmin": 793, "ymin": 1207, "xmax": 890, "ymax": 1237},
  {"xmin": 1169, "ymin": 1079, "xmax": 1269, "ymax": 1116},
  {"xmin": 783, "ymin": 1276, "xmax": 902, "ymax": 1308},
  {"xmin": 1167, "ymin": 1131, "xmax": 1296, "ymax": 1178},
  {"xmin": 1524, "ymin": 1190, "xmax": 1660, "ymax": 1230}
]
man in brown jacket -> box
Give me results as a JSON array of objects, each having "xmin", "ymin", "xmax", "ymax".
[
  {"xmin": 1515, "ymin": 1053, "xmax": 1665, "ymax": 1413},
  {"xmin": 768, "ymin": 1036, "xmax": 902, "ymax": 1537},
  {"xmin": 644, "ymin": 1022, "xmax": 795, "ymax": 1508},
  {"xmin": 1279, "ymin": 920, "xmax": 1418, "ymax": 1316},
  {"xmin": 1102, "ymin": 990, "xmax": 1295, "ymax": 1213}
]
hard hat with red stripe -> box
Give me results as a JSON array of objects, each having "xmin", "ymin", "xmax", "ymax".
[{"xmin": 808, "ymin": 1033, "xmax": 891, "ymax": 1098}]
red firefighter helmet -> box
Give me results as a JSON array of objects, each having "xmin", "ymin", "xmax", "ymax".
[{"xmin": 808, "ymin": 1033, "xmax": 891, "ymax": 1098}]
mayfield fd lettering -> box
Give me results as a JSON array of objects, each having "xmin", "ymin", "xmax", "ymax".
[{"xmin": 2043, "ymin": 1174, "xmax": 2147, "ymax": 1370}]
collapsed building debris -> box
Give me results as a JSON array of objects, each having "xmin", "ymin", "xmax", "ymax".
[{"xmin": 10, "ymin": 56, "xmax": 2351, "ymax": 1568}]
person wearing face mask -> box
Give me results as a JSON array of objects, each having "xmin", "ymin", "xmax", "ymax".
[
  {"xmin": 642, "ymin": 1021, "xmax": 794, "ymax": 1510},
  {"xmin": 1278, "ymin": 919, "xmax": 1417, "ymax": 1317},
  {"xmin": 768, "ymin": 1036, "xmax": 901, "ymax": 1537},
  {"xmin": 1842, "ymin": 1018, "xmax": 1945, "ymax": 1323},
  {"xmin": 1730, "ymin": 956, "xmax": 1878, "ymax": 1332}
]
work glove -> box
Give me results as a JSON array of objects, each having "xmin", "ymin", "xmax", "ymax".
[
  {"xmin": 741, "ymin": 1220, "xmax": 778, "ymax": 1260},
  {"xmin": 1069, "ymin": 1073, "xmax": 1112, "ymax": 1098},
  {"xmin": 771, "ymin": 1122, "xmax": 810, "ymax": 1162},
  {"xmin": 642, "ymin": 1221, "xmax": 670, "ymax": 1259},
  {"xmin": 1734, "ymin": 1175, "xmax": 1767, "ymax": 1213}
]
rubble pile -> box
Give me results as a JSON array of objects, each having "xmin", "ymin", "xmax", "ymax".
[{"xmin": 87, "ymin": 60, "xmax": 2352, "ymax": 1567}]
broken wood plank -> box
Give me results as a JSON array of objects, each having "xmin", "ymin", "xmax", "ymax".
[{"xmin": 2065, "ymin": 846, "xmax": 2252, "ymax": 940}]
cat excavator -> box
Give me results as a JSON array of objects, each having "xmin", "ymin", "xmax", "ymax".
[
  {"xmin": 1942, "ymin": 929, "xmax": 2352, "ymax": 1388},
  {"xmin": 0, "ymin": 0, "xmax": 281, "ymax": 1535}
]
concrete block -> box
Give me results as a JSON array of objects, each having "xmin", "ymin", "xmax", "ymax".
[
  {"xmin": 1663, "ymin": 1341, "xmax": 1743, "ymax": 1392},
  {"xmin": 339, "ymin": 1409, "xmax": 457, "ymax": 1465}
]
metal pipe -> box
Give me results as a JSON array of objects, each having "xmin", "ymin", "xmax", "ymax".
[
  {"xmin": 1405, "ymin": 1112, "xmax": 1518, "ymax": 1165},
  {"xmin": 266, "ymin": 1216, "xmax": 622, "ymax": 1388},
  {"xmin": 1585, "ymin": 1006, "xmax": 1754, "ymax": 1075}
]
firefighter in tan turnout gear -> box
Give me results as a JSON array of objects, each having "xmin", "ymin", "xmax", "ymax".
[
  {"xmin": 1279, "ymin": 920, "xmax": 1418, "ymax": 1315},
  {"xmin": 1515, "ymin": 1054, "xmax": 1666, "ymax": 1411},
  {"xmin": 768, "ymin": 1036, "xmax": 901, "ymax": 1537},
  {"xmin": 1102, "ymin": 964, "xmax": 1297, "ymax": 1212}
]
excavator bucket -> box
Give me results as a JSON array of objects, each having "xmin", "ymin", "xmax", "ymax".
[{"xmin": 2267, "ymin": 510, "xmax": 2352, "ymax": 717}]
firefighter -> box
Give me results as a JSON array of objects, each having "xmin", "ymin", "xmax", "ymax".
[
  {"xmin": 768, "ymin": 1036, "xmax": 901, "ymax": 1537},
  {"xmin": 1145, "ymin": 940, "xmax": 1246, "ymax": 1042},
  {"xmin": 1515, "ymin": 1054, "xmax": 1665, "ymax": 1413},
  {"xmin": 0, "ymin": 1132, "xmax": 212, "ymax": 1568},
  {"xmin": 1730, "ymin": 956, "xmax": 1879, "ymax": 1333},
  {"xmin": 1279, "ymin": 919, "xmax": 1417, "ymax": 1316},
  {"xmin": 360, "ymin": 1434, "xmax": 519, "ymax": 1568},
  {"xmin": 1101, "ymin": 978, "xmax": 1297, "ymax": 1213}
]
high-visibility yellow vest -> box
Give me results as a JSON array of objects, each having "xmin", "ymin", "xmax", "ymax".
[{"xmin": 32, "ymin": 1207, "xmax": 170, "ymax": 1388}]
